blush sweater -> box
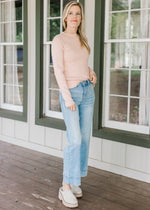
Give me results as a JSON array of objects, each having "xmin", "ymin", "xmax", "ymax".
[{"xmin": 51, "ymin": 31, "xmax": 94, "ymax": 107}]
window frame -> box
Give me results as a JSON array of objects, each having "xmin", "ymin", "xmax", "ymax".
[
  {"xmin": 93, "ymin": 0, "xmax": 150, "ymax": 148},
  {"xmin": 35, "ymin": 0, "xmax": 84, "ymax": 130},
  {"xmin": 0, "ymin": 0, "xmax": 28, "ymax": 122}
]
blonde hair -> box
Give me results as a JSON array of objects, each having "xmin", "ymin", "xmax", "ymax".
[{"xmin": 62, "ymin": 1, "xmax": 90, "ymax": 54}]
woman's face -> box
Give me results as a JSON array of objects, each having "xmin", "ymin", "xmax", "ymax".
[{"xmin": 65, "ymin": 5, "xmax": 81, "ymax": 30}]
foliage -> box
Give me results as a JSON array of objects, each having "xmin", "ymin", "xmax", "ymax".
[{"xmin": 112, "ymin": 0, "xmax": 128, "ymax": 11}]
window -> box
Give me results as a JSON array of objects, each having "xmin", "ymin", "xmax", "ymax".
[
  {"xmin": 104, "ymin": 0, "xmax": 150, "ymax": 134},
  {"xmin": 36, "ymin": 0, "xmax": 84, "ymax": 129},
  {"xmin": 0, "ymin": 0, "xmax": 27, "ymax": 121},
  {"xmin": 93, "ymin": 0, "xmax": 150, "ymax": 147}
]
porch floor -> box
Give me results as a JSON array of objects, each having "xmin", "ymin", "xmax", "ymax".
[{"xmin": 0, "ymin": 141, "xmax": 150, "ymax": 210}]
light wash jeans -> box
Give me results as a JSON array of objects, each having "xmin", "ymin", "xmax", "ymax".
[{"xmin": 59, "ymin": 79, "xmax": 95, "ymax": 186}]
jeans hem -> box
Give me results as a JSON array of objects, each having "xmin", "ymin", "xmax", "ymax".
[
  {"xmin": 81, "ymin": 171, "xmax": 87, "ymax": 177},
  {"xmin": 63, "ymin": 175, "xmax": 81, "ymax": 186}
]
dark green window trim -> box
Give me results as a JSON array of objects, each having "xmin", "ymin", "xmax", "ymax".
[
  {"xmin": 35, "ymin": 0, "xmax": 84, "ymax": 130},
  {"xmin": 0, "ymin": 0, "xmax": 28, "ymax": 122},
  {"xmin": 93, "ymin": 0, "xmax": 150, "ymax": 148}
]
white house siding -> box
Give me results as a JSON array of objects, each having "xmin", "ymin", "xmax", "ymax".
[{"xmin": 0, "ymin": 0, "xmax": 150, "ymax": 184}]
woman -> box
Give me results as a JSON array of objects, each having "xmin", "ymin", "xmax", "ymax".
[{"xmin": 52, "ymin": 1, "xmax": 97, "ymax": 208}]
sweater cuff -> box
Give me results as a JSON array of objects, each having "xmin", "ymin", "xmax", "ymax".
[{"xmin": 65, "ymin": 99, "xmax": 75, "ymax": 107}]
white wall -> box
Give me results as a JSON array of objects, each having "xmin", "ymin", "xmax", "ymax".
[{"xmin": 0, "ymin": 0, "xmax": 150, "ymax": 184}]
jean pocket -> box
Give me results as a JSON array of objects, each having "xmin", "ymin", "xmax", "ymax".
[{"xmin": 69, "ymin": 86, "xmax": 83, "ymax": 104}]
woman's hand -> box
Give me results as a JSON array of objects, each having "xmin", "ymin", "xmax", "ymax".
[
  {"xmin": 90, "ymin": 71, "xmax": 97, "ymax": 87},
  {"xmin": 66, "ymin": 103, "xmax": 76, "ymax": 111}
]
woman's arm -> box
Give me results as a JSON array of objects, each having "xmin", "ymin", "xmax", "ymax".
[
  {"xmin": 88, "ymin": 67, "xmax": 97, "ymax": 86},
  {"xmin": 52, "ymin": 35, "xmax": 75, "ymax": 108}
]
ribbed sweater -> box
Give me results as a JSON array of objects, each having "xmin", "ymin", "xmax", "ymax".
[{"xmin": 51, "ymin": 32, "xmax": 94, "ymax": 107}]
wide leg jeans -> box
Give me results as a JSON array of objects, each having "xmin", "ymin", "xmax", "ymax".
[{"xmin": 59, "ymin": 80, "xmax": 95, "ymax": 186}]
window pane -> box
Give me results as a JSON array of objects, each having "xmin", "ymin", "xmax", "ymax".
[
  {"xmin": 111, "ymin": 43, "xmax": 130, "ymax": 68},
  {"xmin": 14, "ymin": 66, "xmax": 23, "ymax": 85},
  {"xmin": 16, "ymin": 22, "xmax": 22, "ymax": 42},
  {"xmin": 15, "ymin": 0, "xmax": 22, "ymax": 21},
  {"xmin": 4, "ymin": 85, "xmax": 13, "ymax": 104},
  {"xmin": 47, "ymin": 0, "xmax": 60, "ymax": 17},
  {"xmin": 139, "ymin": 71, "xmax": 150, "ymax": 98},
  {"xmin": 131, "ymin": 43, "xmax": 146, "ymax": 69},
  {"xmin": 109, "ymin": 96, "xmax": 127, "ymax": 122},
  {"xmin": 130, "ymin": 98, "xmax": 139, "ymax": 124},
  {"xmin": 110, "ymin": 70, "xmax": 128, "ymax": 95},
  {"xmin": 49, "ymin": 90, "xmax": 61, "ymax": 112},
  {"xmin": 130, "ymin": 11, "xmax": 141, "ymax": 39},
  {"xmin": 139, "ymin": 99, "xmax": 150, "ymax": 125},
  {"xmin": 47, "ymin": 19, "xmax": 60, "ymax": 41},
  {"xmin": 0, "ymin": 23, "xmax": 10, "ymax": 42},
  {"xmin": 4, "ymin": 66, "xmax": 13, "ymax": 84},
  {"xmin": 131, "ymin": 9, "xmax": 149, "ymax": 39},
  {"xmin": 110, "ymin": 0, "xmax": 128, "ymax": 11},
  {"xmin": 12, "ymin": 22, "xmax": 23, "ymax": 42},
  {"xmin": 16, "ymin": 45, "xmax": 23, "ymax": 64},
  {"xmin": 4, "ymin": 46, "xmax": 13, "ymax": 64},
  {"xmin": 49, "ymin": 67, "xmax": 58, "ymax": 89},
  {"xmin": 109, "ymin": 12, "xmax": 129, "ymax": 39},
  {"xmin": 131, "ymin": 0, "xmax": 141, "ymax": 9},
  {"xmin": 130, "ymin": 71, "xmax": 141, "ymax": 97},
  {"xmin": 14, "ymin": 86, "xmax": 23, "ymax": 105},
  {"xmin": 141, "ymin": 9, "xmax": 149, "ymax": 39},
  {"xmin": 0, "ymin": 2, "xmax": 11, "ymax": 22}
]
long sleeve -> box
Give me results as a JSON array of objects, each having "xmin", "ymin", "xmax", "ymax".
[{"xmin": 51, "ymin": 36, "xmax": 75, "ymax": 107}]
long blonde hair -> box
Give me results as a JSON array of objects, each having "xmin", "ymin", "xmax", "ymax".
[{"xmin": 62, "ymin": 1, "xmax": 90, "ymax": 54}]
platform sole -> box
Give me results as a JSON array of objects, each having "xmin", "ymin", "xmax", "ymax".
[
  {"xmin": 58, "ymin": 191, "xmax": 78, "ymax": 208},
  {"xmin": 73, "ymin": 192, "xmax": 83, "ymax": 198}
]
